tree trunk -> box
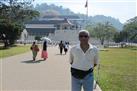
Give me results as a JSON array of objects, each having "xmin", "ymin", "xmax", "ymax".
[
  {"xmin": 101, "ymin": 39, "xmax": 104, "ymax": 45},
  {"xmin": 3, "ymin": 39, "xmax": 8, "ymax": 48}
]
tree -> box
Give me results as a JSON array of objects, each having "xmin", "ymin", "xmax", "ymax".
[
  {"xmin": 35, "ymin": 36, "xmax": 41, "ymax": 41},
  {"xmin": 85, "ymin": 24, "xmax": 95, "ymax": 37},
  {"xmin": 89, "ymin": 22, "xmax": 117, "ymax": 45},
  {"xmin": 123, "ymin": 16, "xmax": 137, "ymax": 43},
  {"xmin": 0, "ymin": 20, "xmax": 23, "ymax": 46},
  {"xmin": 0, "ymin": 0, "xmax": 39, "ymax": 47},
  {"xmin": 104, "ymin": 22, "xmax": 117, "ymax": 43},
  {"xmin": 113, "ymin": 31, "xmax": 128, "ymax": 43},
  {"xmin": 0, "ymin": 0, "xmax": 39, "ymax": 23}
]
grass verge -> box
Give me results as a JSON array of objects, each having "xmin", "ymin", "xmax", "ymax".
[
  {"xmin": 0, "ymin": 45, "xmax": 30, "ymax": 58},
  {"xmin": 94, "ymin": 47, "xmax": 137, "ymax": 91}
]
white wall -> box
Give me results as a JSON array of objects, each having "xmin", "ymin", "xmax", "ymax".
[
  {"xmin": 26, "ymin": 24, "xmax": 55, "ymax": 28},
  {"xmin": 48, "ymin": 30, "xmax": 80, "ymax": 44}
]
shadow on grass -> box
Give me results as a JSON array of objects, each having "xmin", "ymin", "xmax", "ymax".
[
  {"xmin": 0, "ymin": 45, "xmax": 17, "ymax": 50},
  {"xmin": 130, "ymin": 48, "xmax": 137, "ymax": 50},
  {"xmin": 21, "ymin": 60, "xmax": 44, "ymax": 64},
  {"xmin": 0, "ymin": 46, "xmax": 10, "ymax": 50}
]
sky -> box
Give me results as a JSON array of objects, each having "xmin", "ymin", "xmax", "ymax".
[{"xmin": 33, "ymin": 0, "xmax": 137, "ymax": 23}]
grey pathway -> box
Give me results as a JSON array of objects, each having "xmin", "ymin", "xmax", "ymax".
[{"xmin": 0, "ymin": 46, "xmax": 101, "ymax": 91}]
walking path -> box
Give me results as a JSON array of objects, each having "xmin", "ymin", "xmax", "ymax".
[{"xmin": 0, "ymin": 46, "xmax": 101, "ymax": 91}]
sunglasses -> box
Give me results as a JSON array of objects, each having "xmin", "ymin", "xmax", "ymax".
[{"xmin": 79, "ymin": 35, "xmax": 89, "ymax": 38}]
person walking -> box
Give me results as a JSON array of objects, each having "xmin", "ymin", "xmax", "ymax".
[
  {"xmin": 30, "ymin": 42, "xmax": 39, "ymax": 61},
  {"xmin": 41, "ymin": 40, "xmax": 48, "ymax": 60},
  {"xmin": 64, "ymin": 41, "xmax": 69, "ymax": 55},
  {"xmin": 59, "ymin": 40, "xmax": 64, "ymax": 55},
  {"xmin": 69, "ymin": 30, "xmax": 99, "ymax": 91}
]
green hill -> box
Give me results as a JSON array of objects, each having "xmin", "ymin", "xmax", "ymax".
[{"xmin": 34, "ymin": 3, "xmax": 123, "ymax": 31}]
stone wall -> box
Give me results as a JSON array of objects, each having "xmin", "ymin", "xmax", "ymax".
[{"xmin": 48, "ymin": 30, "xmax": 80, "ymax": 44}]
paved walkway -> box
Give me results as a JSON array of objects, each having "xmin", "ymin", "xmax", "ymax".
[{"xmin": 0, "ymin": 46, "xmax": 101, "ymax": 91}]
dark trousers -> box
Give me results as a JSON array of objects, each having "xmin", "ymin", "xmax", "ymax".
[{"xmin": 60, "ymin": 48, "xmax": 63, "ymax": 54}]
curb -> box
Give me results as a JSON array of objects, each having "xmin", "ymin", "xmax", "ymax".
[{"xmin": 94, "ymin": 80, "xmax": 102, "ymax": 91}]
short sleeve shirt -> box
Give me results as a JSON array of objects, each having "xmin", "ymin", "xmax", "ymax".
[{"xmin": 69, "ymin": 44, "xmax": 99, "ymax": 71}]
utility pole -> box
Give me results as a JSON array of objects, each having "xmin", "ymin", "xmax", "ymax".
[{"xmin": 85, "ymin": 0, "xmax": 88, "ymax": 27}]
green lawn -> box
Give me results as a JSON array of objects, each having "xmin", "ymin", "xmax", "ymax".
[
  {"xmin": 0, "ymin": 45, "xmax": 30, "ymax": 58},
  {"xmin": 94, "ymin": 47, "xmax": 137, "ymax": 91}
]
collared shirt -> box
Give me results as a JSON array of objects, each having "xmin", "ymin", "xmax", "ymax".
[{"xmin": 69, "ymin": 43, "xmax": 99, "ymax": 71}]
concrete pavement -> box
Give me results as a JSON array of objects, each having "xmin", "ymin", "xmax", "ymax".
[{"xmin": 0, "ymin": 46, "xmax": 101, "ymax": 91}]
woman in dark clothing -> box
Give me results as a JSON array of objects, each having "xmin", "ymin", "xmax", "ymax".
[
  {"xmin": 59, "ymin": 40, "xmax": 64, "ymax": 55},
  {"xmin": 41, "ymin": 41, "xmax": 48, "ymax": 60}
]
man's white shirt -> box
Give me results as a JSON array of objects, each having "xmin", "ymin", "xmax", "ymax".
[{"xmin": 69, "ymin": 43, "xmax": 99, "ymax": 71}]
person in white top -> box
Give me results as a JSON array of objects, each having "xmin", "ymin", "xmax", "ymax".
[{"xmin": 69, "ymin": 30, "xmax": 99, "ymax": 91}]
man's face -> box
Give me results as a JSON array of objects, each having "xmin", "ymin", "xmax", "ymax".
[{"xmin": 79, "ymin": 32, "xmax": 89, "ymax": 44}]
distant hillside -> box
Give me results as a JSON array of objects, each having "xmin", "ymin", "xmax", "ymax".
[
  {"xmin": 35, "ymin": 3, "xmax": 74, "ymax": 16},
  {"xmin": 34, "ymin": 3, "xmax": 123, "ymax": 31}
]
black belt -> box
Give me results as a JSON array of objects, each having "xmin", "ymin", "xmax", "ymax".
[{"xmin": 71, "ymin": 67, "xmax": 93, "ymax": 79}]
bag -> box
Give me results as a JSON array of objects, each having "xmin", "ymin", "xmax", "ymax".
[
  {"xmin": 35, "ymin": 47, "xmax": 39, "ymax": 52},
  {"xmin": 71, "ymin": 67, "xmax": 93, "ymax": 79},
  {"xmin": 34, "ymin": 45, "xmax": 39, "ymax": 52},
  {"xmin": 30, "ymin": 47, "xmax": 32, "ymax": 50}
]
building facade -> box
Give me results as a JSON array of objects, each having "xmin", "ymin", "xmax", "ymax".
[{"xmin": 21, "ymin": 15, "xmax": 82, "ymax": 43}]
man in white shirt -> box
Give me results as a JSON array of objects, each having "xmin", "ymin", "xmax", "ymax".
[{"xmin": 70, "ymin": 30, "xmax": 99, "ymax": 91}]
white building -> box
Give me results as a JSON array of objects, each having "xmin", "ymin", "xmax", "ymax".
[{"xmin": 21, "ymin": 15, "xmax": 82, "ymax": 44}]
